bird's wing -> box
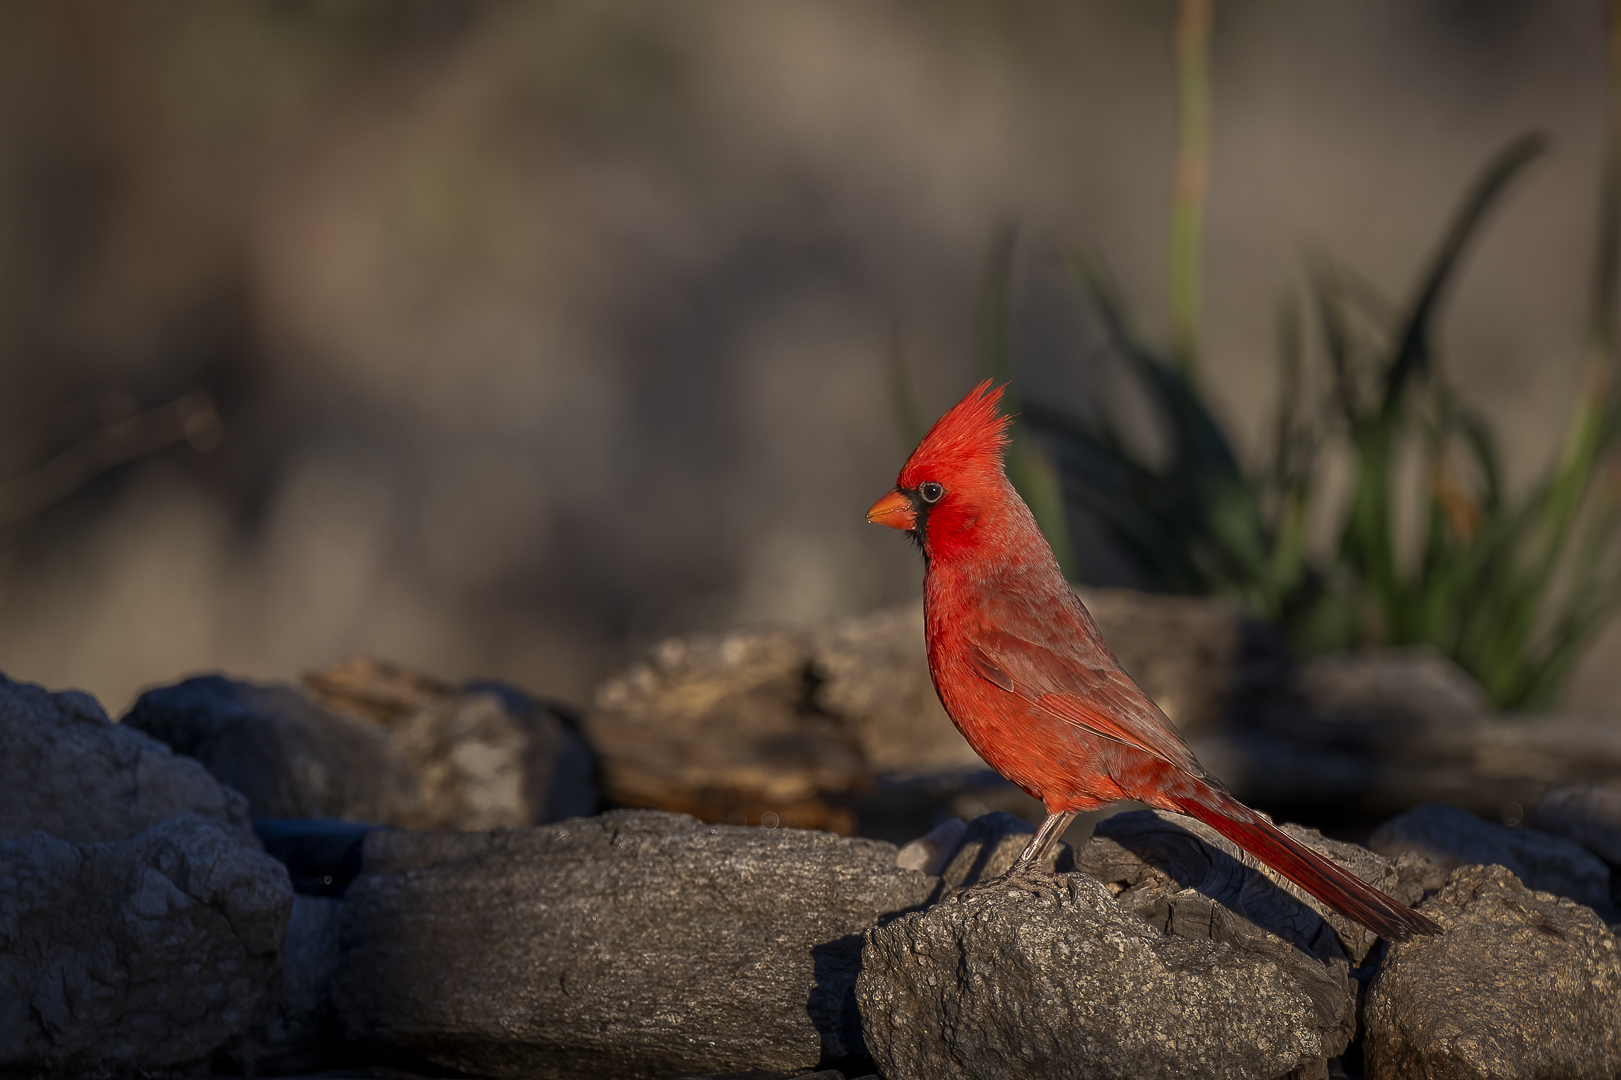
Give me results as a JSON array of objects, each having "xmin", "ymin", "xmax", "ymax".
[{"xmin": 966, "ymin": 593, "xmax": 1208, "ymax": 778}]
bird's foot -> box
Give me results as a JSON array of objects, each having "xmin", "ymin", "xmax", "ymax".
[{"xmin": 960, "ymin": 861, "xmax": 1051, "ymax": 896}]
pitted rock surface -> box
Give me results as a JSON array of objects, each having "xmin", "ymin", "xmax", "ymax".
[
  {"xmin": 857, "ymin": 873, "xmax": 1340, "ymax": 1080},
  {"xmin": 1364, "ymin": 864, "xmax": 1621, "ymax": 1080},
  {"xmin": 333, "ymin": 810, "xmax": 935, "ymax": 1080}
]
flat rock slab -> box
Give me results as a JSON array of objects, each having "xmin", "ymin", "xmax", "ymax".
[
  {"xmin": 857, "ymin": 873, "xmax": 1341, "ymax": 1080},
  {"xmin": 1365, "ymin": 864, "xmax": 1621, "ymax": 1080},
  {"xmin": 332, "ymin": 810, "xmax": 936, "ymax": 1080},
  {"xmin": 1369, "ymin": 801, "xmax": 1615, "ymax": 919},
  {"xmin": 0, "ymin": 671, "xmax": 252, "ymax": 845},
  {"xmin": 0, "ymin": 813, "xmax": 293, "ymax": 1075}
]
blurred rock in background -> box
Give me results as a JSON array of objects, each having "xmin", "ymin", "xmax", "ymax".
[{"xmin": 0, "ymin": 1, "xmax": 1615, "ymax": 720}]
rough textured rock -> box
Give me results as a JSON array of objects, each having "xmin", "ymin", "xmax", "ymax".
[
  {"xmin": 124, "ymin": 674, "xmax": 420, "ymax": 824},
  {"xmin": 1369, "ymin": 802, "xmax": 1615, "ymax": 918},
  {"xmin": 1528, "ymin": 783, "xmax": 1621, "ymax": 866},
  {"xmin": 0, "ymin": 813, "xmax": 294, "ymax": 1075},
  {"xmin": 126, "ymin": 662, "xmax": 593, "ymax": 830},
  {"xmin": 858, "ymin": 873, "xmax": 1344, "ymax": 1080},
  {"xmin": 227, "ymin": 895, "xmax": 344, "ymax": 1075},
  {"xmin": 333, "ymin": 810, "xmax": 936, "ymax": 1079},
  {"xmin": 0, "ymin": 671, "xmax": 253, "ymax": 845},
  {"xmin": 585, "ymin": 629, "xmax": 871, "ymax": 832},
  {"xmin": 306, "ymin": 657, "xmax": 597, "ymax": 828},
  {"xmin": 1085, "ymin": 808, "xmax": 1422, "ymax": 966},
  {"xmin": 1364, "ymin": 864, "xmax": 1621, "ymax": 1080}
]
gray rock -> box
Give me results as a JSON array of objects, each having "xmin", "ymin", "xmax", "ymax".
[
  {"xmin": 1364, "ymin": 864, "xmax": 1621, "ymax": 1080},
  {"xmin": 894, "ymin": 817, "xmax": 967, "ymax": 876},
  {"xmin": 306, "ymin": 657, "xmax": 594, "ymax": 829},
  {"xmin": 1528, "ymin": 783, "xmax": 1621, "ymax": 866},
  {"xmin": 0, "ymin": 670, "xmax": 253, "ymax": 845},
  {"xmin": 938, "ymin": 810, "xmax": 1071, "ymax": 892},
  {"xmin": 227, "ymin": 894, "xmax": 344, "ymax": 1074},
  {"xmin": 126, "ymin": 661, "xmax": 592, "ymax": 831},
  {"xmin": 1085, "ymin": 808, "xmax": 1422, "ymax": 965},
  {"xmin": 1369, "ymin": 802, "xmax": 1615, "ymax": 918},
  {"xmin": 124, "ymin": 674, "xmax": 420, "ymax": 824},
  {"xmin": 857, "ymin": 873, "xmax": 1346, "ymax": 1080},
  {"xmin": 332, "ymin": 810, "xmax": 936, "ymax": 1079},
  {"xmin": 0, "ymin": 813, "xmax": 294, "ymax": 1075}
]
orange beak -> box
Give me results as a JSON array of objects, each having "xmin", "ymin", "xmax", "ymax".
[{"xmin": 866, "ymin": 488, "xmax": 916, "ymax": 531}]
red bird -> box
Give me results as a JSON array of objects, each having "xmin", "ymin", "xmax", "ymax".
[{"xmin": 868, "ymin": 380, "xmax": 1439, "ymax": 941}]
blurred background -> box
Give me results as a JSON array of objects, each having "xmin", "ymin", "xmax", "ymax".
[{"xmin": 0, "ymin": 0, "xmax": 1614, "ymax": 716}]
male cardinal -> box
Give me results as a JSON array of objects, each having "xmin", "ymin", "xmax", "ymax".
[{"xmin": 868, "ymin": 380, "xmax": 1439, "ymax": 941}]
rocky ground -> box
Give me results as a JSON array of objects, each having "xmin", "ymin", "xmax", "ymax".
[{"xmin": 5, "ymin": 590, "xmax": 1621, "ymax": 1079}]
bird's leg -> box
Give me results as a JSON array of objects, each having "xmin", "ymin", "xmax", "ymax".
[{"xmin": 964, "ymin": 810, "xmax": 1078, "ymax": 893}]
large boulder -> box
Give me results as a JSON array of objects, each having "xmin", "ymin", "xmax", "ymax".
[
  {"xmin": 0, "ymin": 671, "xmax": 253, "ymax": 844},
  {"xmin": 857, "ymin": 873, "xmax": 1347, "ymax": 1080},
  {"xmin": 1369, "ymin": 802, "xmax": 1615, "ymax": 919},
  {"xmin": 332, "ymin": 810, "xmax": 936, "ymax": 1079},
  {"xmin": 1364, "ymin": 864, "xmax": 1621, "ymax": 1080},
  {"xmin": 0, "ymin": 813, "xmax": 294, "ymax": 1075}
]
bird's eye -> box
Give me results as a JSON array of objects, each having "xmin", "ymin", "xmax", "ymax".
[{"xmin": 919, "ymin": 481, "xmax": 945, "ymax": 504}]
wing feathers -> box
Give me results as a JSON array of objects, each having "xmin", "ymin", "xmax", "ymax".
[{"xmin": 968, "ymin": 610, "xmax": 1205, "ymax": 776}]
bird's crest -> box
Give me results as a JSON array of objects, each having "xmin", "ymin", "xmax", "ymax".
[{"xmin": 900, "ymin": 379, "xmax": 1012, "ymax": 484}]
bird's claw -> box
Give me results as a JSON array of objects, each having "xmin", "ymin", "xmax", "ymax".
[{"xmin": 959, "ymin": 861, "xmax": 1050, "ymax": 896}]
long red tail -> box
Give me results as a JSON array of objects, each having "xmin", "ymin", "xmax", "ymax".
[{"xmin": 1174, "ymin": 794, "xmax": 1442, "ymax": 941}]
